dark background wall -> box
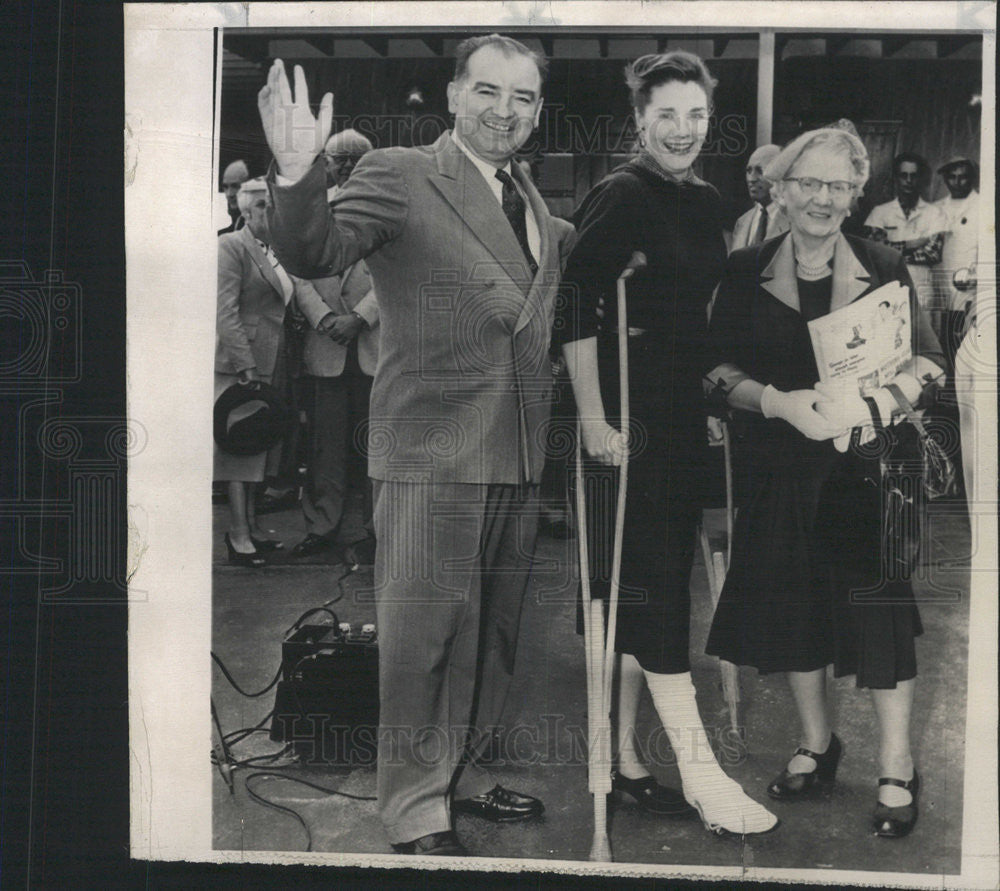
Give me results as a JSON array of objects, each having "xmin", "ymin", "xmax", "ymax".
[{"xmin": 220, "ymin": 37, "xmax": 982, "ymax": 229}]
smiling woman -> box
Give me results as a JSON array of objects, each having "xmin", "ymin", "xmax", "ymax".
[{"xmin": 557, "ymin": 51, "xmax": 779, "ymax": 838}]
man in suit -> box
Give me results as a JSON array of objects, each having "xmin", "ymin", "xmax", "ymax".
[
  {"xmin": 218, "ymin": 159, "xmax": 250, "ymax": 235},
  {"xmin": 731, "ymin": 143, "xmax": 789, "ymax": 252},
  {"xmin": 259, "ymin": 34, "xmax": 575, "ymax": 856},
  {"xmin": 290, "ymin": 129, "xmax": 379, "ymax": 560}
]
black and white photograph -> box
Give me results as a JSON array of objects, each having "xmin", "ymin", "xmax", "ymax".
[{"xmin": 124, "ymin": 2, "xmax": 997, "ymax": 885}]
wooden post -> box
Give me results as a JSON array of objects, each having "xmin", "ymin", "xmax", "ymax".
[{"xmin": 757, "ymin": 30, "xmax": 776, "ymax": 146}]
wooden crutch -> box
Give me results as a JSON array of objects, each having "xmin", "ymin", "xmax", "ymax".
[
  {"xmin": 699, "ymin": 419, "xmax": 741, "ymax": 735},
  {"xmin": 575, "ymin": 251, "xmax": 646, "ymax": 862}
]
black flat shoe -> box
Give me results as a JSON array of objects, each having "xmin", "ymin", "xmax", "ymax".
[
  {"xmin": 767, "ymin": 733, "xmax": 842, "ymax": 800},
  {"xmin": 224, "ymin": 533, "xmax": 266, "ymax": 568},
  {"xmin": 453, "ymin": 785, "xmax": 544, "ymax": 823},
  {"xmin": 392, "ymin": 830, "xmax": 468, "ymax": 856},
  {"xmin": 289, "ymin": 533, "xmax": 337, "ymax": 559},
  {"xmin": 611, "ymin": 770, "xmax": 698, "ymax": 818},
  {"xmin": 873, "ymin": 771, "xmax": 919, "ymax": 839},
  {"xmin": 250, "ymin": 536, "xmax": 284, "ymax": 552}
]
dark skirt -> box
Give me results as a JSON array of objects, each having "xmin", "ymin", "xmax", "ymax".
[
  {"xmin": 705, "ymin": 440, "xmax": 922, "ymax": 689},
  {"xmin": 573, "ymin": 436, "xmax": 701, "ymax": 675}
]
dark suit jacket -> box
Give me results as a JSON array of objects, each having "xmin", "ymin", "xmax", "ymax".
[{"xmin": 268, "ymin": 132, "xmax": 577, "ymax": 484}]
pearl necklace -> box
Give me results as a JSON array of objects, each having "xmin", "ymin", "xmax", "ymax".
[{"xmin": 796, "ymin": 257, "xmax": 832, "ymax": 278}]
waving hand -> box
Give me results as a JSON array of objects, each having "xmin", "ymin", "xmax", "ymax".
[{"xmin": 257, "ymin": 59, "xmax": 333, "ymax": 182}]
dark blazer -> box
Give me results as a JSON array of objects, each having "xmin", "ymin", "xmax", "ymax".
[
  {"xmin": 268, "ymin": 132, "xmax": 577, "ymax": 485},
  {"xmin": 707, "ymin": 230, "xmax": 945, "ymax": 393},
  {"xmin": 215, "ymin": 226, "xmax": 290, "ymax": 376}
]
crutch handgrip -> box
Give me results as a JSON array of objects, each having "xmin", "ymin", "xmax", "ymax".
[{"xmin": 617, "ymin": 250, "xmax": 647, "ymax": 281}]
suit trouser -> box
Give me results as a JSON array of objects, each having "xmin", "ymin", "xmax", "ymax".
[
  {"xmin": 300, "ymin": 368, "xmax": 373, "ymax": 542},
  {"xmin": 371, "ymin": 478, "xmax": 539, "ymax": 844}
]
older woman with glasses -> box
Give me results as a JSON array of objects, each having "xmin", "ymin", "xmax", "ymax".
[{"xmin": 703, "ymin": 128, "xmax": 946, "ymax": 838}]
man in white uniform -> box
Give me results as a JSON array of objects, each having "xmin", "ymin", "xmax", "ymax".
[
  {"xmin": 865, "ymin": 152, "xmax": 948, "ymax": 317},
  {"xmin": 932, "ymin": 155, "xmax": 980, "ymax": 362}
]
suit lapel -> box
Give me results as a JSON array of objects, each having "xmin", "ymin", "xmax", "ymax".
[
  {"xmin": 759, "ymin": 231, "xmax": 872, "ymax": 315},
  {"xmin": 240, "ymin": 227, "xmax": 284, "ymax": 300},
  {"xmin": 830, "ymin": 233, "xmax": 873, "ymax": 311},
  {"xmin": 759, "ymin": 232, "xmax": 799, "ymax": 312},
  {"xmin": 428, "ymin": 133, "xmax": 536, "ymax": 290},
  {"xmin": 512, "ymin": 160, "xmax": 551, "ymax": 335}
]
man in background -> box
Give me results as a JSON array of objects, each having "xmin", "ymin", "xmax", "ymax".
[
  {"xmin": 865, "ymin": 152, "xmax": 948, "ymax": 313},
  {"xmin": 933, "ymin": 155, "xmax": 980, "ymax": 364},
  {"xmin": 218, "ymin": 159, "xmax": 250, "ymax": 235},
  {"xmin": 730, "ymin": 143, "xmax": 789, "ymax": 251},
  {"xmin": 289, "ymin": 130, "xmax": 379, "ymax": 564}
]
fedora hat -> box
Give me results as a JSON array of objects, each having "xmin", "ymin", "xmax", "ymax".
[{"xmin": 214, "ymin": 382, "xmax": 290, "ymax": 456}]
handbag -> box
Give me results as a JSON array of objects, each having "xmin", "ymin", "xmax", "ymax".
[{"xmin": 860, "ymin": 383, "xmax": 958, "ymax": 577}]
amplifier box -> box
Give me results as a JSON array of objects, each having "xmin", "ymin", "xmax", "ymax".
[{"xmin": 270, "ymin": 622, "xmax": 379, "ymax": 766}]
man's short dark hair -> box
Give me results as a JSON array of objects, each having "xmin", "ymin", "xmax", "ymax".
[
  {"xmin": 892, "ymin": 152, "xmax": 930, "ymax": 182},
  {"xmin": 453, "ymin": 33, "xmax": 548, "ymax": 86}
]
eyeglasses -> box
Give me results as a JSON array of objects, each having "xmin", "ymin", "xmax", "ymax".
[{"xmin": 784, "ymin": 177, "xmax": 855, "ymax": 197}]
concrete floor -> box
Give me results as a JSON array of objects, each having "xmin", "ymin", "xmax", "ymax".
[{"xmin": 211, "ymin": 497, "xmax": 969, "ymax": 875}]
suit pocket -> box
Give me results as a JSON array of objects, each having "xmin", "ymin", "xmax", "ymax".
[{"xmin": 243, "ymin": 322, "xmax": 259, "ymax": 341}]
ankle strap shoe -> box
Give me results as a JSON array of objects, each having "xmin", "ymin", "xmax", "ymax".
[{"xmin": 767, "ymin": 733, "xmax": 842, "ymax": 801}]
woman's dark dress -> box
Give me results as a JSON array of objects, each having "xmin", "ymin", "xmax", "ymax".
[
  {"xmin": 558, "ymin": 156, "xmax": 727, "ymax": 674},
  {"xmin": 703, "ymin": 239, "xmax": 944, "ymax": 689}
]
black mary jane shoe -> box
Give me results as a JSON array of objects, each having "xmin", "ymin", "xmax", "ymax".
[
  {"xmin": 391, "ymin": 830, "xmax": 468, "ymax": 857},
  {"xmin": 453, "ymin": 785, "xmax": 544, "ymax": 823},
  {"xmin": 250, "ymin": 535, "xmax": 284, "ymax": 552},
  {"xmin": 873, "ymin": 771, "xmax": 919, "ymax": 839},
  {"xmin": 224, "ymin": 533, "xmax": 266, "ymax": 568},
  {"xmin": 611, "ymin": 770, "xmax": 698, "ymax": 818},
  {"xmin": 767, "ymin": 733, "xmax": 842, "ymax": 801}
]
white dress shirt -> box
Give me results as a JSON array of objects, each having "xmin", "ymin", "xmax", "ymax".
[{"xmin": 451, "ymin": 132, "xmax": 541, "ymax": 263}]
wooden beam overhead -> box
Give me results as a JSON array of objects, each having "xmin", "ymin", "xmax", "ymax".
[
  {"xmin": 361, "ymin": 36, "xmax": 388, "ymax": 57},
  {"xmin": 302, "ymin": 35, "xmax": 335, "ymax": 57},
  {"xmin": 826, "ymin": 36, "xmax": 851, "ymax": 55},
  {"xmin": 224, "ymin": 35, "xmax": 272, "ymax": 64},
  {"xmin": 421, "ymin": 35, "xmax": 444, "ymax": 56},
  {"xmin": 936, "ymin": 35, "xmax": 977, "ymax": 57},
  {"xmin": 882, "ymin": 36, "xmax": 912, "ymax": 57}
]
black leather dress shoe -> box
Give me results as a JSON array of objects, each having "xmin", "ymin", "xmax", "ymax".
[
  {"xmin": 453, "ymin": 785, "xmax": 544, "ymax": 823},
  {"xmin": 873, "ymin": 771, "xmax": 919, "ymax": 839},
  {"xmin": 289, "ymin": 533, "xmax": 337, "ymax": 559},
  {"xmin": 391, "ymin": 830, "xmax": 468, "ymax": 856},
  {"xmin": 611, "ymin": 770, "xmax": 698, "ymax": 818},
  {"xmin": 767, "ymin": 733, "xmax": 842, "ymax": 801}
]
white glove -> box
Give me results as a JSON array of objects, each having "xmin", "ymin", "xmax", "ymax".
[
  {"xmin": 814, "ymin": 381, "xmax": 897, "ymax": 452},
  {"xmin": 760, "ymin": 385, "xmax": 845, "ymax": 441}
]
